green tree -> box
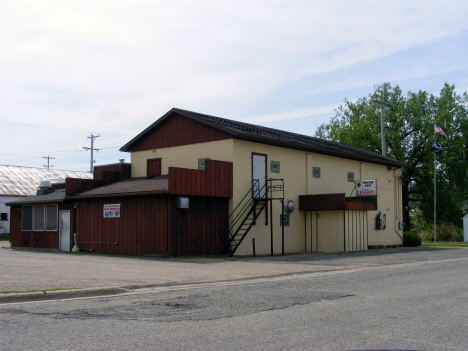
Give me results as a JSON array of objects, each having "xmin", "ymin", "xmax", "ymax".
[{"xmin": 316, "ymin": 83, "xmax": 468, "ymax": 230}]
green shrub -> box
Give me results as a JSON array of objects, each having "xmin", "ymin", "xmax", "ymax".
[
  {"xmin": 403, "ymin": 231, "xmax": 422, "ymax": 247},
  {"xmin": 422, "ymin": 223, "xmax": 463, "ymax": 242},
  {"xmin": 368, "ymin": 245, "xmax": 385, "ymax": 249}
]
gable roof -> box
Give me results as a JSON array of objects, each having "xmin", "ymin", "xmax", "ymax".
[
  {"xmin": 121, "ymin": 108, "xmax": 408, "ymax": 167},
  {"xmin": 0, "ymin": 165, "xmax": 93, "ymax": 197}
]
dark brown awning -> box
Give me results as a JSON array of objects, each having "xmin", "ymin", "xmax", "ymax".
[{"xmin": 299, "ymin": 193, "xmax": 377, "ymax": 211}]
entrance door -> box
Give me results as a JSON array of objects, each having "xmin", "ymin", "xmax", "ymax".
[
  {"xmin": 252, "ymin": 154, "xmax": 267, "ymax": 198},
  {"xmin": 59, "ymin": 211, "xmax": 71, "ymax": 252}
]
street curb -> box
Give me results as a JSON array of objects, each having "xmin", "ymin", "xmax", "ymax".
[{"xmin": 0, "ymin": 287, "xmax": 129, "ymax": 304}]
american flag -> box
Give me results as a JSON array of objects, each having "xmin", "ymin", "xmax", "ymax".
[{"xmin": 435, "ymin": 124, "xmax": 448, "ymax": 138}]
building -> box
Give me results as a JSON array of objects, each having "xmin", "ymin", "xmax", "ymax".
[
  {"xmin": 0, "ymin": 165, "xmax": 92, "ymax": 235},
  {"xmin": 8, "ymin": 108, "xmax": 408, "ymax": 256}
]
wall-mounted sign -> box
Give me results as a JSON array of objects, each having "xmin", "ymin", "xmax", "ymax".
[
  {"xmin": 355, "ymin": 179, "xmax": 377, "ymax": 197},
  {"xmin": 104, "ymin": 204, "xmax": 120, "ymax": 218}
]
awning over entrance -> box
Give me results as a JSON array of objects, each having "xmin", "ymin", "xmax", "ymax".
[{"xmin": 299, "ymin": 193, "xmax": 377, "ymax": 211}]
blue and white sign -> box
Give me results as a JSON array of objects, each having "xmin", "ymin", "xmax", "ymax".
[{"xmin": 103, "ymin": 204, "xmax": 121, "ymax": 218}]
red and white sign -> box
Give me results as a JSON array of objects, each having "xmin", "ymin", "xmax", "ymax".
[
  {"xmin": 103, "ymin": 204, "xmax": 121, "ymax": 218},
  {"xmin": 355, "ymin": 180, "xmax": 377, "ymax": 197}
]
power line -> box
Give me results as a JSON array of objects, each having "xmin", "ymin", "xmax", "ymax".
[{"xmin": 0, "ymin": 120, "xmax": 133, "ymax": 137}]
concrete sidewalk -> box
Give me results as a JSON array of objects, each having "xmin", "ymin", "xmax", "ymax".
[{"xmin": 1, "ymin": 240, "xmax": 467, "ymax": 303}]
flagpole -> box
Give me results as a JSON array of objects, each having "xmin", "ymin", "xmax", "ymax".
[{"xmin": 434, "ymin": 124, "xmax": 437, "ymax": 248}]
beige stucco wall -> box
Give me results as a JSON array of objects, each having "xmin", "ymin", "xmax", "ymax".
[
  {"xmin": 361, "ymin": 163, "xmax": 403, "ymax": 246},
  {"xmin": 231, "ymin": 140, "xmax": 403, "ymax": 255},
  {"xmin": 129, "ymin": 138, "xmax": 403, "ymax": 255},
  {"xmin": 130, "ymin": 139, "xmax": 234, "ymax": 177},
  {"xmin": 231, "ymin": 140, "xmax": 308, "ymax": 255}
]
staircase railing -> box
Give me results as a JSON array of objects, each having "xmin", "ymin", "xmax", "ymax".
[{"xmin": 218, "ymin": 178, "xmax": 284, "ymax": 257}]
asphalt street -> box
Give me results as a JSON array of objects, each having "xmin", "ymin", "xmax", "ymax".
[{"xmin": 1, "ymin": 245, "xmax": 468, "ymax": 350}]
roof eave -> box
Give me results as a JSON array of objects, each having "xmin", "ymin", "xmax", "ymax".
[
  {"xmin": 235, "ymin": 134, "xmax": 409, "ymax": 168},
  {"xmin": 65, "ymin": 190, "xmax": 169, "ymax": 200},
  {"xmin": 6, "ymin": 199, "xmax": 64, "ymax": 206}
]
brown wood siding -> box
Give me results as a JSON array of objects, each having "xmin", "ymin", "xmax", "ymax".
[
  {"xmin": 299, "ymin": 194, "xmax": 378, "ymax": 211},
  {"xmin": 130, "ymin": 113, "xmax": 233, "ymax": 152},
  {"xmin": 147, "ymin": 158, "xmax": 162, "ymax": 177},
  {"xmin": 74, "ymin": 194, "xmax": 227, "ymax": 256},
  {"xmin": 299, "ymin": 194, "xmax": 346, "ymax": 211},
  {"xmin": 74, "ymin": 196, "xmax": 168, "ymax": 255},
  {"xmin": 169, "ymin": 160, "xmax": 233, "ymax": 198},
  {"xmin": 345, "ymin": 197, "xmax": 378, "ymax": 211},
  {"xmin": 65, "ymin": 178, "xmax": 103, "ymax": 196},
  {"xmin": 168, "ymin": 196, "xmax": 228, "ymax": 256},
  {"xmin": 9, "ymin": 204, "xmax": 68, "ymax": 249},
  {"xmin": 94, "ymin": 164, "xmax": 131, "ymax": 181}
]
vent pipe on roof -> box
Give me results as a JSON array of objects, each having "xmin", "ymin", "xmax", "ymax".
[
  {"xmin": 119, "ymin": 158, "xmax": 125, "ymax": 164},
  {"xmin": 37, "ymin": 180, "xmax": 54, "ymax": 195}
]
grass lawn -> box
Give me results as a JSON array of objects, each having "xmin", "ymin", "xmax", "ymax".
[{"xmin": 422, "ymin": 241, "xmax": 468, "ymax": 247}]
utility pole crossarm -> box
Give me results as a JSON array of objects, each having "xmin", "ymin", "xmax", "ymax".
[
  {"xmin": 42, "ymin": 155, "xmax": 55, "ymax": 169},
  {"xmin": 83, "ymin": 133, "xmax": 100, "ymax": 173}
]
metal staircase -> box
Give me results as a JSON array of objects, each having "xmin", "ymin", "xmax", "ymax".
[{"xmin": 219, "ymin": 179, "xmax": 284, "ymax": 257}]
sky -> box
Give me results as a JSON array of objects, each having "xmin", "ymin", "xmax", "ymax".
[{"xmin": 1, "ymin": 1, "xmax": 467, "ymax": 173}]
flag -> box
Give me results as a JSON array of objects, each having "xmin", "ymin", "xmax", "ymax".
[
  {"xmin": 435, "ymin": 124, "xmax": 448, "ymax": 138},
  {"xmin": 430, "ymin": 140, "xmax": 443, "ymax": 154}
]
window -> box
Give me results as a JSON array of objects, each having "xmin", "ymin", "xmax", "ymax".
[
  {"xmin": 313, "ymin": 167, "xmax": 321, "ymax": 178},
  {"xmin": 22, "ymin": 204, "xmax": 58, "ymax": 231},
  {"xmin": 46, "ymin": 205, "xmax": 58, "ymax": 231},
  {"xmin": 33, "ymin": 206, "xmax": 45, "ymax": 231},
  {"xmin": 22, "ymin": 206, "xmax": 33, "ymax": 231},
  {"xmin": 0, "ymin": 212, "xmax": 7, "ymax": 221}
]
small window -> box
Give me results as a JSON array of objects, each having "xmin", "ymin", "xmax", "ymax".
[
  {"xmin": 348, "ymin": 172, "xmax": 354, "ymax": 182},
  {"xmin": 198, "ymin": 158, "xmax": 210, "ymax": 170},
  {"xmin": 313, "ymin": 167, "xmax": 321, "ymax": 178},
  {"xmin": 33, "ymin": 206, "xmax": 45, "ymax": 231},
  {"xmin": 280, "ymin": 214, "xmax": 290, "ymax": 227},
  {"xmin": 22, "ymin": 206, "xmax": 33, "ymax": 231},
  {"xmin": 46, "ymin": 205, "xmax": 58, "ymax": 231},
  {"xmin": 0, "ymin": 213, "xmax": 7, "ymax": 221},
  {"xmin": 270, "ymin": 161, "xmax": 280, "ymax": 173}
]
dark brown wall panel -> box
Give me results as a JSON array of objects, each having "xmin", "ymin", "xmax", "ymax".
[
  {"xmin": 9, "ymin": 205, "xmax": 68, "ymax": 249},
  {"xmin": 66, "ymin": 178, "xmax": 103, "ymax": 196},
  {"xmin": 74, "ymin": 196, "xmax": 168, "ymax": 255},
  {"xmin": 131, "ymin": 113, "xmax": 233, "ymax": 152},
  {"xmin": 169, "ymin": 160, "xmax": 233, "ymax": 198},
  {"xmin": 168, "ymin": 196, "xmax": 228, "ymax": 256},
  {"xmin": 147, "ymin": 158, "xmax": 162, "ymax": 177},
  {"xmin": 94, "ymin": 164, "xmax": 131, "ymax": 181}
]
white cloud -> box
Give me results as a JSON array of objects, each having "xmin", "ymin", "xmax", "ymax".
[{"xmin": 1, "ymin": 1, "xmax": 467, "ymax": 170}]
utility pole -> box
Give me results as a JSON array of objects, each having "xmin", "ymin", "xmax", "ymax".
[
  {"xmin": 82, "ymin": 133, "xmax": 100, "ymax": 174},
  {"xmin": 372, "ymin": 99, "xmax": 391, "ymax": 157},
  {"xmin": 42, "ymin": 155, "xmax": 55, "ymax": 169}
]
